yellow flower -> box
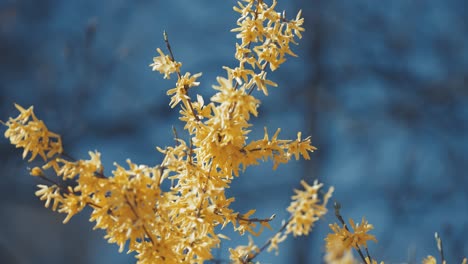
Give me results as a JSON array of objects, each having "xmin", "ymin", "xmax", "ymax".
[
  {"xmin": 223, "ymin": 66, "xmax": 254, "ymax": 85},
  {"xmin": 35, "ymin": 184, "xmax": 63, "ymax": 211},
  {"xmin": 327, "ymin": 217, "xmax": 377, "ymax": 251},
  {"xmin": 167, "ymin": 72, "xmax": 202, "ymax": 108},
  {"xmin": 248, "ymin": 71, "xmax": 277, "ymax": 96},
  {"xmin": 149, "ymin": 48, "xmax": 181, "ymax": 79},
  {"xmin": 287, "ymin": 132, "xmax": 317, "ymax": 160},
  {"xmin": 59, "ymin": 192, "xmax": 87, "ymax": 223},
  {"xmin": 229, "ymin": 236, "xmax": 259, "ymax": 264}
]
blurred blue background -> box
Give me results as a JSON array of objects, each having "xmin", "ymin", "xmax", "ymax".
[{"xmin": 1, "ymin": 0, "xmax": 467, "ymax": 263}]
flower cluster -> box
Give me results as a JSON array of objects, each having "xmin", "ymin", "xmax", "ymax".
[
  {"xmin": 2, "ymin": 0, "xmax": 331, "ymax": 263},
  {"xmin": 324, "ymin": 217, "xmax": 378, "ymax": 264},
  {"xmin": 286, "ymin": 180, "xmax": 334, "ymax": 236},
  {"xmin": 264, "ymin": 180, "xmax": 333, "ymax": 256},
  {"xmin": 3, "ymin": 104, "xmax": 62, "ymax": 161},
  {"xmin": 232, "ymin": 0, "xmax": 304, "ymax": 72},
  {"xmin": 227, "ymin": 0, "xmax": 304, "ymax": 97}
]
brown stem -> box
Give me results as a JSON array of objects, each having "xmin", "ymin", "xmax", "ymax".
[
  {"xmin": 182, "ymin": 90, "xmax": 201, "ymax": 122},
  {"xmin": 163, "ymin": 31, "xmax": 181, "ymax": 80},
  {"xmin": 435, "ymin": 232, "xmax": 445, "ymax": 264},
  {"xmin": 237, "ymin": 214, "xmax": 275, "ymax": 223},
  {"xmin": 247, "ymin": 83, "xmax": 256, "ymax": 95},
  {"xmin": 247, "ymin": 61, "xmax": 270, "ymax": 96},
  {"xmin": 125, "ymin": 194, "xmax": 156, "ymax": 245},
  {"xmin": 196, "ymin": 162, "xmax": 212, "ymax": 218},
  {"xmin": 172, "ymin": 126, "xmax": 180, "ymax": 146},
  {"xmin": 188, "ymin": 138, "xmax": 194, "ymax": 164},
  {"xmin": 60, "ymin": 152, "xmax": 107, "ymax": 179},
  {"xmin": 38, "ymin": 174, "xmax": 71, "ymax": 194},
  {"xmin": 163, "ymin": 31, "xmax": 200, "ymax": 122},
  {"xmin": 365, "ymin": 247, "xmax": 373, "ymax": 263},
  {"xmin": 86, "ymin": 201, "xmax": 102, "ymax": 209}
]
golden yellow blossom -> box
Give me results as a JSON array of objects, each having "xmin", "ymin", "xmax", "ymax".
[
  {"xmin": 150, "ymin": 48, "xmax": 181, "ymax": 79},
  {"xmin": 35, "ymin": 184, "xmax": 63, "ymax": 211},
  {"xmin": 248, "ymin": 71, "xmax": 277, "ymax": 96},
  {"xmin": 167, "ymin": 72, "xmax": 202, "ymax": 108},
  {"xmin": 327, "ymin": 217, "xmax": 377, "ymax": 251},
  {"xmin": 264, "ymin": 179, "xmax": 333, "ymax": 256}
]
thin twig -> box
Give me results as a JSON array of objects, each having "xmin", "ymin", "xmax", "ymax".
[
  {"xmin": 163, "ymin": 31, "xmax": 181, "ymax": 79},
  {"xmin": 237, "ymin": 214, "xmax": 276, "ymax": 223},
  {"xmin": 333, "ymin": 202, "xmax": 347, "ymax": 228},
  {"xmin": 172, "ymin": 126, "xmax": 180, "ymax": 146},
  {"xmin": 163, "ymin": 31, "xmax": 200, "ymax": 122},
  {"xmin": 196, "ymin": 162, "xmax": 213, "ymax": 218},
  {"xmin": 188, "ymin": 138, "xmax": 194, "ymax": 164},
  {"xmin": 37, "ymin": 174, "xmax": 71, "ymax": 194},
  {"xmin": 244, "ymin": 216, "xmax": 293, "ymax": 263},
  {"xmin": 86, "ymin": 201, "xmax": 102, "ymax": 209},
  {"xmin": 125, "ymin": 194, "xmax": 156, "ymax": 245},
  {"xmin": 247, "ymin": 62, "xmax": 270, "ymax": 96},
  {"xmin": 365, "ymin": 247, "xmax": 373, "ymax": 264},
  {"xmin": 60, "ymin": 152, "xmax": 107, "ymax": 179},
  {"xmin": 247, "ymin": 83, "xmax": 256, "ymax": 95},
  {"xmin": 435, "ymin": 232, "xmax": 445, "ymax": 264}
]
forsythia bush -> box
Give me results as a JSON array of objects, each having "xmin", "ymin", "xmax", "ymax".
[{"xmin": 1, "ymin": 1, "xmax": 466, "ymax": 263}]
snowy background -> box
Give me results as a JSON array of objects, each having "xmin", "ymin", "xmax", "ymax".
[{"xmin": 1, "ymin": 0, "xmax": 467, "ymax": 263}]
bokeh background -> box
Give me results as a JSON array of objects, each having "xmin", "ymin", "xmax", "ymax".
[{"xmin": 1, "ymin": 0, "xmax": 467, "ymax": 263}]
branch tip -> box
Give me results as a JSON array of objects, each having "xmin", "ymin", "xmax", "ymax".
[{"xmin": 435, "ymin": 232, "xmax": 445, "ymax": 264}]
